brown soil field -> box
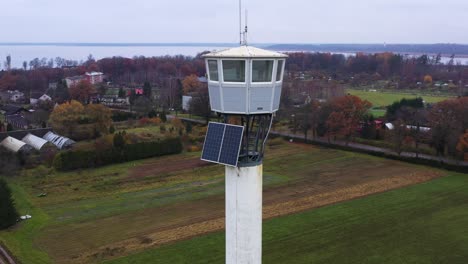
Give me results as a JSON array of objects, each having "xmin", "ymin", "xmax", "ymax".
[
  {"xmin": 59, "ymin": 157, "xmax": 442, "ymax": 263},
  {"xmin": 127, "ymin": 156, "xmax": 212, "ymax": 180}
]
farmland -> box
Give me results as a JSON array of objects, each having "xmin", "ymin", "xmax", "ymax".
[
  {"xmin": 346, "ymin": 89, "xmax": 452, "ymax": 117},
  {"xmin": 346, "ymin": 89, "xmax": 452, "ymax": 107},
  {"xmin": 0, "ymin": 140, "xmax": 463, "ymax": 263}
]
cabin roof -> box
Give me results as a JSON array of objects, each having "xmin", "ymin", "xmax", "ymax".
[{"xmin": 203, "ymin": 45, "xmax": 288, "ymax": 59}]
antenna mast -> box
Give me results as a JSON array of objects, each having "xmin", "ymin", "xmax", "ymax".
[
  {"xmin": 239, "ymin": 0, "xmax": 248, "ymax": 46},
  {"xmin": 239, "ymin": 0, "xmax": 242, "ymax": 45}
]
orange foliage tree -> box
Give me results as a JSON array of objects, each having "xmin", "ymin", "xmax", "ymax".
[
  {"xmin": 69, "ymin": 80, "xmax": 96, "ymax": 103},
  {"xmin": 456, "ymin": 130, "xmax": 468, "ymax": 161},
  {"xmin": 326, "ymin": 95, "xmax": 372, "ymax": 143},
  {"xmin": 182, "ymin": 74, "xmax": 202, "ymax": 94}
]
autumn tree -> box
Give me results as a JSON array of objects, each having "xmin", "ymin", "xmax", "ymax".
[
  {"xmin": 326, "ymin": 95, "xmax": 372, "ymax": 144},
  {"xmin": 49, "ymin": 100, "xmax": 85, "ymax": 138},
  {"xmin": 182, "ymin": 74, "xmax": 202, "ymax": 94},
  {"xmin": 456, "ymin": 130, "xmax": 468, "ymax": 161},
  {"xmin": 69, "ymin": 80, "xmax": 96, "ymax": 104},
  {"xmin": 428, "ymin": 98, "xmax": 467, "ymax": 157},
  {"xmin": 423, "ymin": 75, "xmax": 433, "ymax": 84},
  {"xmin": 85, "ymin": 104, "xmax": 112, "ymax": 136}
]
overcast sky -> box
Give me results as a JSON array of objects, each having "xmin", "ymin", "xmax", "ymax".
[{"xmin": 2, "ymin": 0, "xmax": 468, "ymax": 44}]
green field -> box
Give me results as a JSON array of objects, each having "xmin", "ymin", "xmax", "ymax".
[
  {"xmin": 106, "ymin": 173, "xmax": 468, "ymax": 264},
  {"xmin": 347, "ymin": 89, "xmax": 452, "ymax": 108},
  {"xmin": 0, "ymin": 140, "xmax": 466, "ymax": 263}
]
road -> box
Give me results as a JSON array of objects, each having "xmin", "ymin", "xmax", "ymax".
[{"xmin": 171, "ymin": 115, "xmax": 468, "ymax": 167}]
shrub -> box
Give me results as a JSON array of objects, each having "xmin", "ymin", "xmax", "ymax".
[
  {"xmin": 53, "ymin": 137, "xmax": 183, "ymax": 171},
  {"xmin": 0, "ymin": 178, "xmax": 19, "ymax": 230}
]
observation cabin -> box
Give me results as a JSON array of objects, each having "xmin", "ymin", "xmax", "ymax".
[
  {"xmin": 203, "ymin": 46, "xmax": 287, "ymax": 115},
  {"xmin": 202, "ymin": 46, "xmax": 287, "ymax": 166}
]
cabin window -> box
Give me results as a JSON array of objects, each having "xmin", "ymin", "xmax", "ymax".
[
  {"xmin": 208, "ymin": 60, "xmax": 219, "ymax": 81},
  {"xmin": 252, "ymin": 60, "xmax": 273, "ymax": 82},
  {"xmin": 222, "ymin": 60, "xmax": 245, "ymax": 82},
  {"xmin": 276, "ymin": 60, "xmax": 284, "ymax": 81}
]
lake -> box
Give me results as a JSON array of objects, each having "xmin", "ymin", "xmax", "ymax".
[{"xmin": 1, "ymin": 43, "xmax": 467, "ymax": 69}]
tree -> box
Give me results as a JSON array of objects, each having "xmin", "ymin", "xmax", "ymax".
[
  {"xmin": 113, "ymin": 132, "xmax": 126, "ymax": 149},
  {"xmin": 118, "ymin": 87, "xmax": 125, "ymax": 98},
  {"xmin": 0, "ymin": 178, "xmax": 19, "ymax": 230},
  {"xmin": 456, "ymin": 130, "xmax": 468, "ymax": 161},
  {"xmin": 428, "ymin": 98, "xmax": 464, "ymax": 157},
  {"xmin": 55, "ymin": 80, "xmax": 70, "ymax": 102},
  {"xmin": 326, "ymin": 95, "xmax": 372, "ymax": 144},
  {"xmin": 49, "ymin": 100, "xmax": 85, "ymax": 138},
  {"xmin": 182, "ymin": 74, "xmax": 202, "ymax": 94},
  {"xmin": 386, "ymin": 119, "xmax": 409, "ymax": 155},
  {"xmin": 423, "ymin": 75, "xmax": 433, "ymax": 84},
  {"xmin": 69, "ymin": 80, "xmax": 96, "ymax": 104},
  {"xmin": 143, "ymin": 81, "xmax": 152, "ymax": 98},
  {"xmin": 4, "ymin": 54, "xmax": 11, "ymax": 71},
  {"xmin": 85, "ymin": 104, "xmax": 112, "ymax": 136},
  {"xmin": 188, "ymin": 88, "xmax": 211, "ymax": 122}
]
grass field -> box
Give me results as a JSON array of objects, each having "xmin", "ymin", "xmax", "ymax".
[
  {"xmin": 346, "ymin": 89, "xmax": 452, "ymax": 108},
  {"xmin": 0, "ymin": 140, "xmax": 464, "ymax": 263},
  {"xmin": 105, "ymin": 173, "xmax": 468, "ymax": 264}
]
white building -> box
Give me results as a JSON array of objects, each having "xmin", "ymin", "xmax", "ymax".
[
  {"xmin": 85, "ymin": 72, "xmax": 104, "ymax": 84},
  {"xmin": 30, "ymin": 94, "xmax": 52, "ymax": 105}
]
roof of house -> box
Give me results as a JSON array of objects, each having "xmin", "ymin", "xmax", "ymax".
[
  {"xmin": 203, "ymin": 45, "xmax": 288, "ymax": 58},
  {"xmin": 0, "ymin": 136, "xmax": 31, "ymax": 153},
  {"xmin": 65, "ymin": 75, "xmax": 86, "ymax": 81},
  {"xmin": 6, "ymin": 114, "xmax": 28, "ymax": 128},
  {"xmin": 85, "ymin": 71, "xmax": 103, "ymax": 76},
  {"xmin": 0, "ymin": 105, "xmax": 26, "ymax": 115},
  {"xmin": 43, "ymin": 131, "xmax": 75, "ymax": 149},
  {"xmin": 22, "ymin": 133, "xmax": 52, "ymax": 151}
]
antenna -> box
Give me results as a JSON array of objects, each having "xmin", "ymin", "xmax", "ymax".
[
  {"xmin": 239, "ymin": 0, "xmax": 248, "ymax": 46},
  {"xmin": 244, "ymin": 9, "xmax": 248, "ymax": 45},
  {"xmin": 239, "ymin": 0, "xmax": 242, "ymax": 45}
]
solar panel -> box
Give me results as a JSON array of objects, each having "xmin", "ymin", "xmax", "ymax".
[{"xmin": 201, "ymin": 122, "xmax": 244, "ymax": 167}]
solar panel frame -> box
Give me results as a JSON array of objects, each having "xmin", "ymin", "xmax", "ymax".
[
  {"xmin": 218, "ymin": 125, "xmax": 244, "ymax": 166},
  {"xmin": 201, "ymin": 122, "xmax": 244, "ymax": 167},
  {"xmin": 201, "ymin": 122, "xmax": 225, "ymax": 162}
]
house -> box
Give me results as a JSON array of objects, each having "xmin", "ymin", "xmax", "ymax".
[
  {"xmin": 30, "ymin": 93, "xmax": 52, "ymax": 105},
  {"xmin": 182, "ymin": 95, "xmax": 192, "ymax": 111},
  {"xmin": 6, "ymin": 115, "xmax": 29, "ymax": 130},
  {"xmin": 65, "ymin": 75, "xmax": 86, "ymax": 87},
  {"xmin": 0, "ymin": 90, "xmax": 25, "ymax": 102},
  {"xmin": 85, "ymin": 72, "xmax": 104, "ymax": 84}
]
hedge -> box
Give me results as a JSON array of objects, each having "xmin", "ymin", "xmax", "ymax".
[{"xmin": 53, "ymin": 137, "xmax": 183, "ymax": 171}]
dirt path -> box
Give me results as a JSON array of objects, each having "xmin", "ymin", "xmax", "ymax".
[
  {"xmin": 74, "ymin": 169, "xmax": 441, "ymax": 263},
  {"xmin": 0, "ymin": 244, "xmax": 17, "ymax": 264}
]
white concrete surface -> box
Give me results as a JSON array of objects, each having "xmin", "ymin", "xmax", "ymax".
[{"xmin": 225, "ymin": 164, "xmax": 263, "ymax": 264}]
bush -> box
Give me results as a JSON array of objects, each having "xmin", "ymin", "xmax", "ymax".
[
  {"xmin": 0, "ymin": 178, "xmax": 19, "ymax": 230},
  {"xmin": 53, "ymin": 137, "xmax": 183, "ymax": 171}
]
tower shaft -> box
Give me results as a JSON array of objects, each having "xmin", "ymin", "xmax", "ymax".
[{"xmin": 225, "ymin": 164, "xmax": 263, "ymax": 264}]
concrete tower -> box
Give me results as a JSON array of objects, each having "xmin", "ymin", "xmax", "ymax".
[{"xmin": 201, "ymin": 45, "xmax": 287, "ymax": 264}]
